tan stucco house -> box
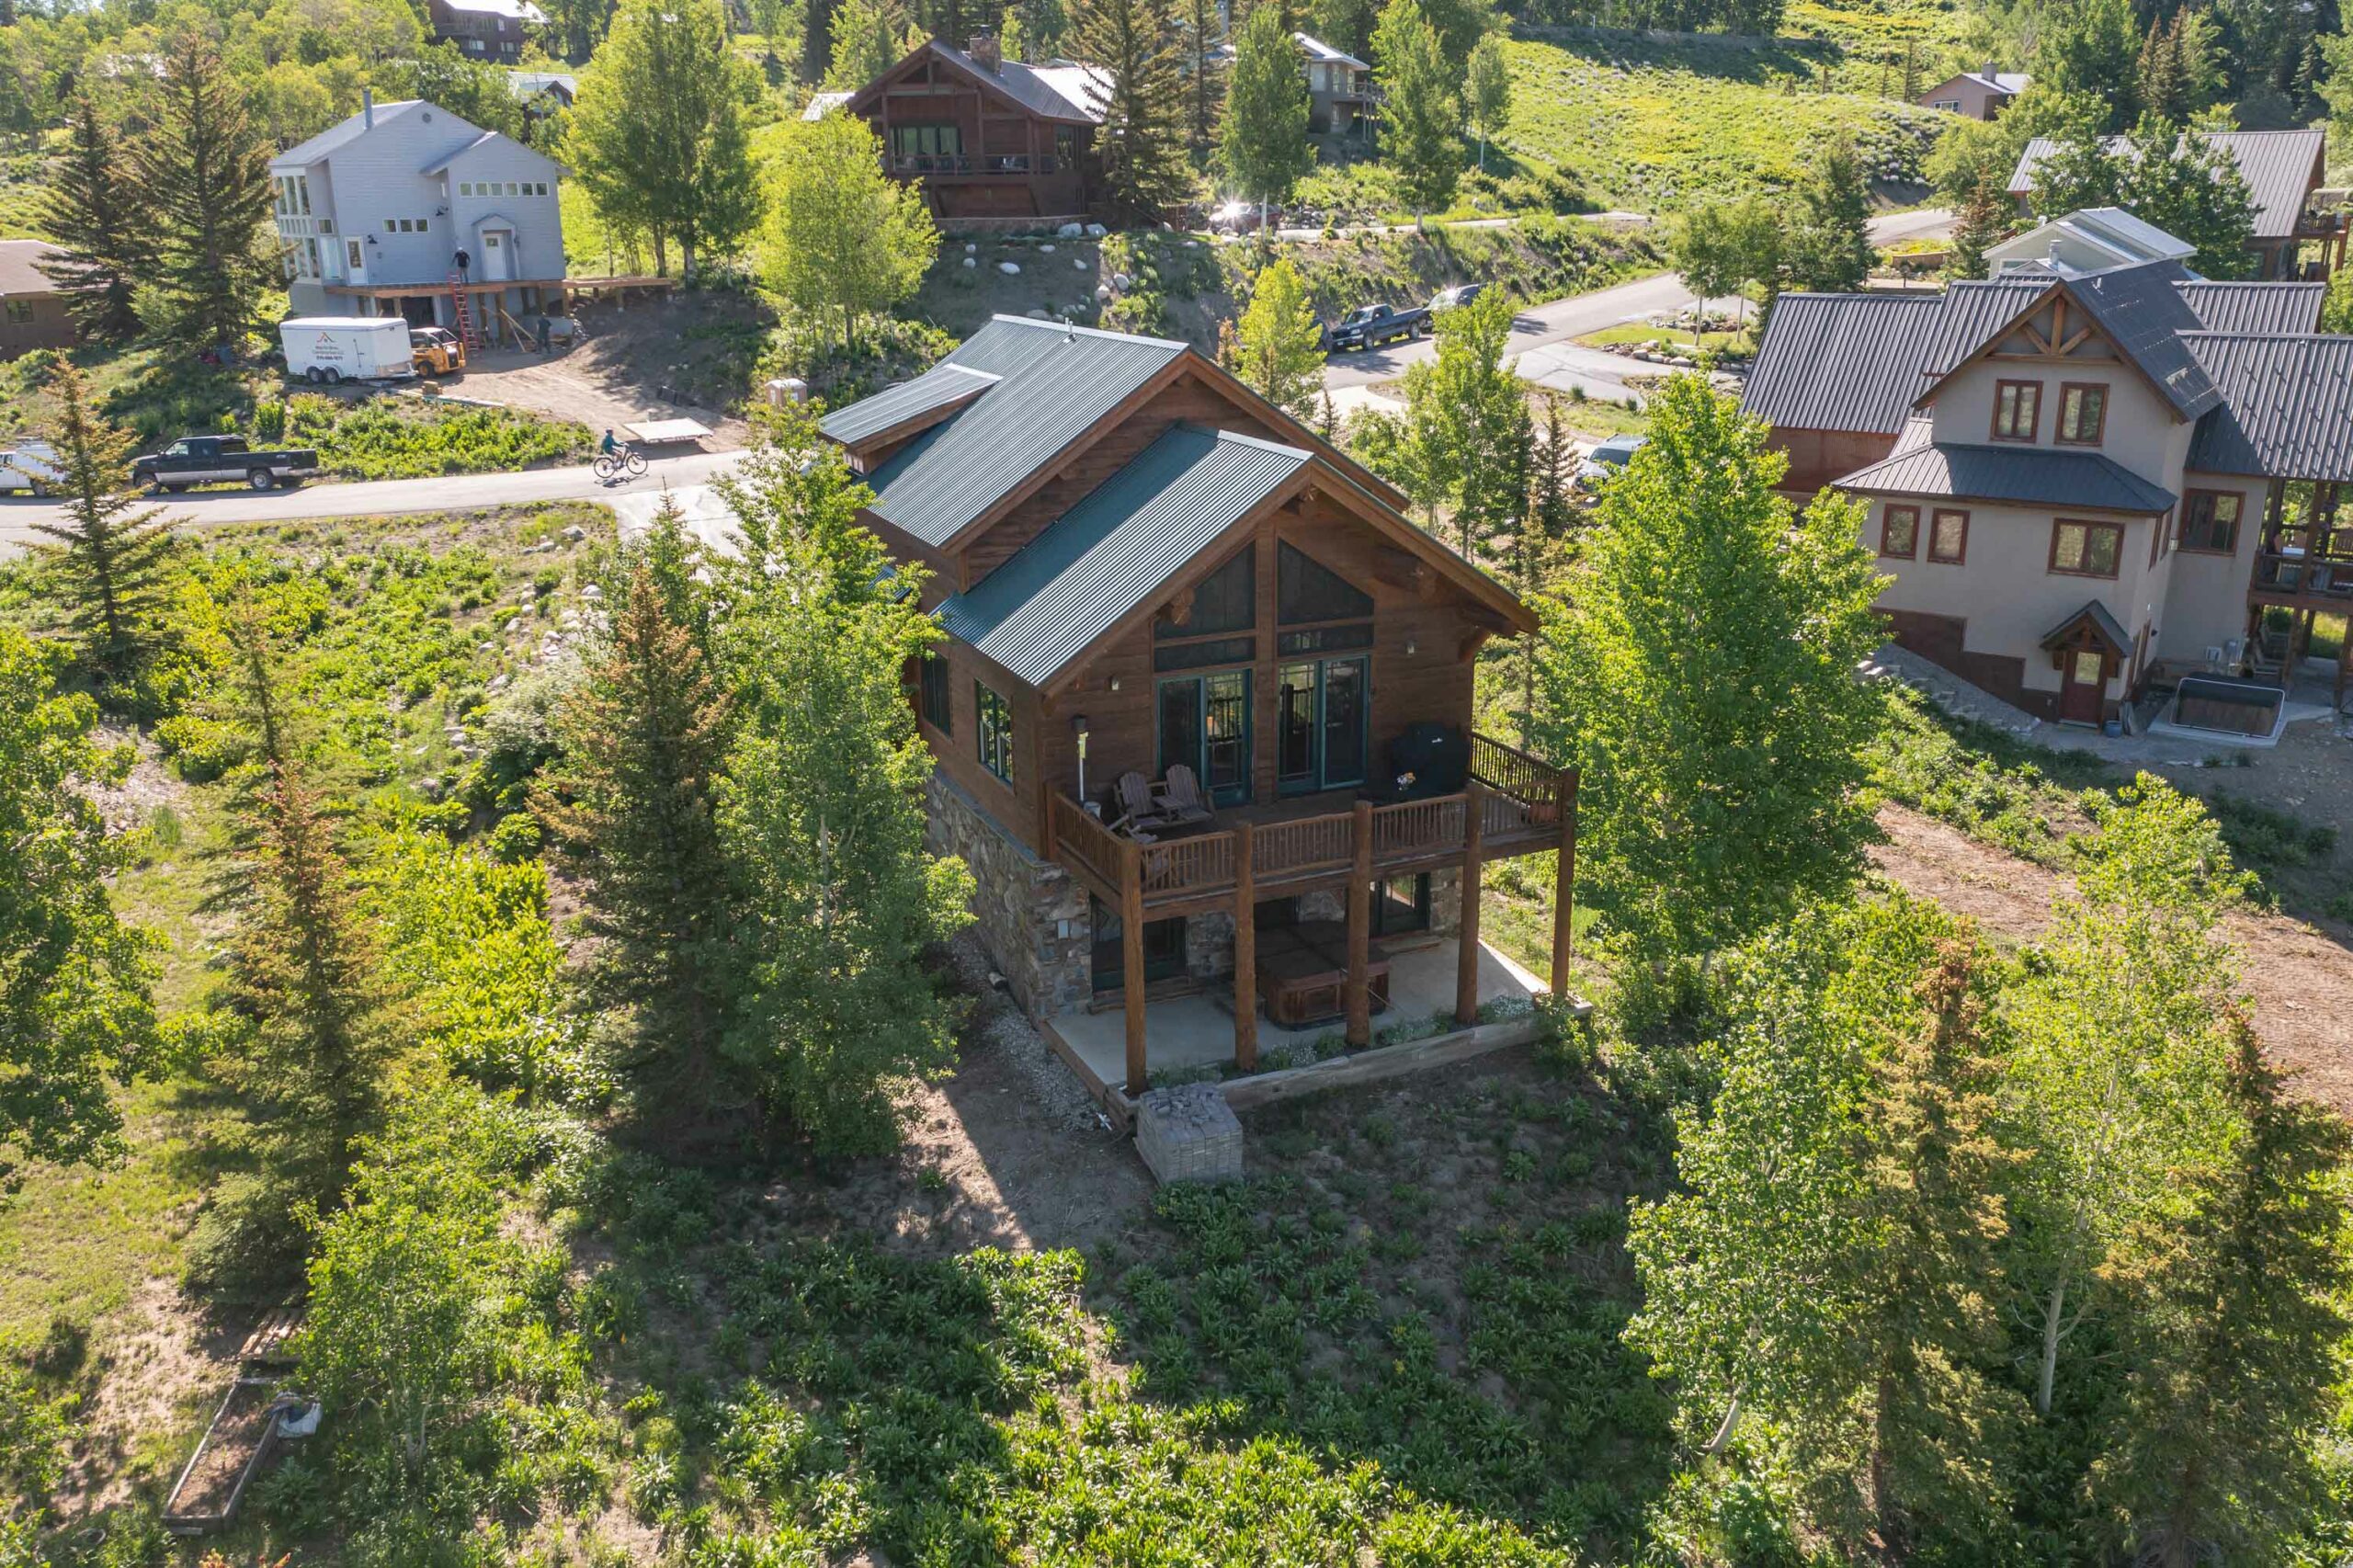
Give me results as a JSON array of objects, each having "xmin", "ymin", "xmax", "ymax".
[
  {"xmin": 1918, "ymin": 65, "xmax": 2027, "ymax": 119},
  {"xmin": 1747, "ymin": 245, "xmax": 2353, "ymax": 722}
]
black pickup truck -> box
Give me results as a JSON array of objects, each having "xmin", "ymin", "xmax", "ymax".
[
  {"xmin": 132, "ymin": 434, "xmax": 322, "ymax": 494},
  {"xmin": 1323, "ymin": 301, "xmax": 1429, "ymax": 351}
]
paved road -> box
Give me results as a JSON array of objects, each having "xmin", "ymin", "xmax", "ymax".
[
  {"xmin": 0, "ymin": 448, "xmax": 745, "ymax": 555},
  {"xmin": 1323, "ymin": 208, "xmax": 1955, "ymax": 405}
]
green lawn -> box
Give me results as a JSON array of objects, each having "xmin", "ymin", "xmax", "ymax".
[
  {"xmin": 1499, "ymin": 32, "xmax": 1947, "ymax": 212},
  {"xmin": 1575, "ymin": 323, "xmax": 1751, "ymax": 354}
]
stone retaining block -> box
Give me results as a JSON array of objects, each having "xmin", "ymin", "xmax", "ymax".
[{"xmin": 1133, "ymin": 1083, "xmax": 1243, "ymax": 1185}]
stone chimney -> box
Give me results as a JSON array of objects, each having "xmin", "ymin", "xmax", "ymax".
[
  {"xmin": 968, "ymin": 30, "xmax": 1001, "ymax": 71},
  {"xmin": 1983, "ymin": 59, "xmax": 1997, "ymax": 82}
]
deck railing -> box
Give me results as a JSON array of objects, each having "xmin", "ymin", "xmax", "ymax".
[{"xmin": 1051, "ymin": 732, "xmax": 1572, "ymax": 911}]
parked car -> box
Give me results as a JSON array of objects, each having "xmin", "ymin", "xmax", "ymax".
[
  {"xmin": 1575, "ymin": 434, "xmax": 1646, "ymax": 486},
  {"xmin": 1323, "ymin": 302, "xmax": 1428, "ymax": 351},
  {"xmin": 132, "ymin": 435, "xmax": 321, "ymax": 494},
  {"xmin": 1429, "ymin": 283, "xmax": 1485, "ymax": 312},
  {"xmin": 1208, "ymin": 199, "xmax": 1285, "ymax": 233},
  {"xmin": 0, "ymin": 440, "xmax": 61, "ymax": 496}
]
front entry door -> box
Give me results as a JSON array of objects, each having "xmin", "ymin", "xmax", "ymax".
[
  {"xmin": 1277, "ymin": 656, "xmax": 1370, "ymax": 795},
  {"xmin": 1156, "ymin": 670, "xmax": 1252, "ymax": 805},
  {"xmin": 2059, "ymin": 648, "xmax": 2107, "ymax": 724},
  {"xmin": 481, "ymin": 230, "xmax": 512, "ymax": 281}
]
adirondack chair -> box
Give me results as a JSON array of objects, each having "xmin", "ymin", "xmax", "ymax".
[
  {"xmin": 1108, "ymin": 771, "xmax": 1177, "ymax": 836},
  {"xmin": 1153, "ymin": 764, "xmax": 1216, "ymax": 825}
]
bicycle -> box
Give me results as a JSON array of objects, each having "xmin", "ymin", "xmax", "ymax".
[{"xmin": 593, "ymin": 448, "xmax": 649, "ymax": 483}]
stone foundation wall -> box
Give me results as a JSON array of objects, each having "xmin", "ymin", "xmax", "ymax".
[{"xmin": 925, "ymin": 774, "xmax": 1092, "ymax": 1019}]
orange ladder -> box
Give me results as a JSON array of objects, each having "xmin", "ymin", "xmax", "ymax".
[{"xmin": 449, "ymin": 272, "xmax": 483, "ymax": 353}]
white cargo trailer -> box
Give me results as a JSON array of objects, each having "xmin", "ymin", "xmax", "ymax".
[{"xmin": 278, "ymin": 316, "xmax": 416, "ymax": 384}]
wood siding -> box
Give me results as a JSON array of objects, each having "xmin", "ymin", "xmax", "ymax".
[{"xmin": 851, "ymin": 54, "xmax": 1091, "ymax": 221}]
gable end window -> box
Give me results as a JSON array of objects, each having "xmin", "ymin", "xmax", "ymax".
[
  {"xmin": 1928, "ymin": 508, "xmax": 1968, "ymax": 564},
  {"xmin": 1879, "ymin": 505, "xmax": 1920, "ymax": 559},
  {"xmin": 975, "ymin": 680, "xmax": 1014, "ymax": 785},
  {"xmin": 919, "ymin": 653, "xmax": 952, "ymax": 734},
  {"xmin": 2050, "ymin": 518, "xmax": 2124, "ymax": 579},
  {"xmin": 2177, "ymin": 490, "xmax": 2244, "ymax": 554},
  {"xmin": 2056, "ymin": 382, "xmax": 2108, "ymax": 446},
  {"xmin": 1991, "ymin": 380, "xmax": 2040, "ymax": 442}
]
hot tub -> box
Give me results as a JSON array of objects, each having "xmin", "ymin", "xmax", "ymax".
[{"xmin": 2160, "ymin": 676, "xmax": 2288, "ymax": 743}]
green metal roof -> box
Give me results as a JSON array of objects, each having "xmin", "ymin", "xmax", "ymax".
[
  {"xmin": 855, "ymin": 316, "xmax": 1188, "ymax": 550},
  {"xmin": 819, "ymin": 362, "xmax": 999, "ymax": 446},
  {"xmin": 937, "ymin": 424, "xmax": 1310, "ymax": 686}
]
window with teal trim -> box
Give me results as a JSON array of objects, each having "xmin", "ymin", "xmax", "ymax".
[{"xmin": 975, "ymin": 681, "xmax": 1014, "ymax": 784}]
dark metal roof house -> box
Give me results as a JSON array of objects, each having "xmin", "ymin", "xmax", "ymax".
[{"xmin": 2006, "ymin": 129, "xmax": 2336, "ymax": 278}]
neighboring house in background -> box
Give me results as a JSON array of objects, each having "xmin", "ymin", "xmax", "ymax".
[
  {"xmin": 428, "ymin": 0, "xmax": 546, "ymax": 62},
  {"xmin": 1984, "ymin": 206, "xmax": 2195, "ymax": 276},
  {"xmin": 0, "ymin": 241, "xmax": 77, "ymax": 358},
  {"xmin": 1916, "ymin": 64, "xmax": 2028, "ymax": 119},
  {"xmin": 1209, "ymin": 31, "xmax": 1374, "ymax": 134},
  {"xmin": 811, "ymin": 34, "xmax": 1108, "ymax": 225},
  {"xmin": 815, "ymin": 314, "xmax": 1574, "ymax": 1107},
  {"xmin": 269, "ymin": 93, "xmax": 566, "ymax": 346},
  {"xmin": 1746, "ymin": 238, "xmax": 2353, "ymax": 721},
  {"xmin": 2006, "ymin": 128, "xmax": 2339, "ymax": 278},
  {"xmin": 506, "ymin": 69, "xmax": 576, "ymax": 145}
]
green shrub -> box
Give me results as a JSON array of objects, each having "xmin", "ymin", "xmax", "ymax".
[{"xmin": 152, "ymin": 712, "xmax": 248, "ymax": 783}]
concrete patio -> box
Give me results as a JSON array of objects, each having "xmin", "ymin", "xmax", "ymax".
[{"xmin": 1042, "ymin": 937, "xmax": 1548, "ymax": 1101}]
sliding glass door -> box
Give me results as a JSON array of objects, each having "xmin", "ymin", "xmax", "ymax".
[
  {"xmin": 1155, "ymin": 669, "xmax": 1253, "ymax": 805},
  {"xmin": 1276, "ymin": 655, "xmax": 1369, "ymax": 795}
]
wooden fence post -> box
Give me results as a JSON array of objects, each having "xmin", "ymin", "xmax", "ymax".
[
  {"xmin": 1233, "ymin": 821, "xmax": 1256, "ymax": 1073},
  {"xmin": 1346, "ymin": 799, "xmax": 1373, "ymax": 1049},
  {"xmin": 1457, "ymin": 781, "xmax": 1485, "ymax": 1027},
  {"xmin": 1122, "ymin": 837, "xmax": 1147, "ymax": 1096}
]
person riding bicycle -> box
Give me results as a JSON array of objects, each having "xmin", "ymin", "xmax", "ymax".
[{"xmin": 598, "ymin": 428, "xmax": 620, "ymax": 459}]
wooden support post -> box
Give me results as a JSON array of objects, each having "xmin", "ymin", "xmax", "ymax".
[
  {"xmin": 1233, "ymin": 821, "xmax": 1257, "ymax": 1072},
  {"xmin": 1346, "ymin": 799, "xmax": 1373, "ymax": 1048},
  {"xmin": 1122, "ymin": 837, "xmax": 1147, "ymax": 1097},
  {"xmin": 1457, "ymin": 781, "xmax": 1485, "ymax": 1027},
  {"xmin": 1551, "ymin": 768, "xmax": 1579, "ymax": 996}
]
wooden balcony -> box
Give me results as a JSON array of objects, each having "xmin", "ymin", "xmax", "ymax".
[
  {"xmin": 1046, "ymin": 732, "xmax": 1578, "ymax": 1096},
  {"xmin": 2249, "ymin": 550, "xmax": 2353, "ymax": 613}
]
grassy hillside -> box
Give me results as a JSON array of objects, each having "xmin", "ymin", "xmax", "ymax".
[
  {"xmin": 1784, "ymin": 0, "xmax": 1986, "ymax": 94},
  {"xmin": 1500, "ymin": 30, "xmax": 1947, "ymax": 210}
]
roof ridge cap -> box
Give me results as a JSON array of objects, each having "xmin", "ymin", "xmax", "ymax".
[
  {"xmin": 1205, "ymin": 426, "xmax": 1313, "ymax": 459},
  {"xmin": 986, "ymin": 313, "xmax": 1189, "ymax": 351}
]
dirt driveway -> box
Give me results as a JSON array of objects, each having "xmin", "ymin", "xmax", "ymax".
[{"xmin": 1871, "ymin": 804, "xmax": 2353, "ymax": 1118}]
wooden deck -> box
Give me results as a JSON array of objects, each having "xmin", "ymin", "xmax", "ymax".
[{"xmin": 1045, "ymin": 731, "xmax": 1578, "ymax": 1095}]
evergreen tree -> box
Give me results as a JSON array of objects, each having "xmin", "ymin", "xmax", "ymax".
[
  {"xmin": 1075, "ymin": 0, "xmax": 1193, "ymax": 222},
  {"xmin": 1464, "ymin": 32, "xmax": 1509, "ymax": 172},
  {"xmin": 1372, "ymin": 0, "xmax": 1458, "ymax": 228},
  {"xmin": 1518, "ymin": 391, "xmax": 1574, "ymax": 733},
  {"xmin": 824, "ymin": 0, "xmax": 910, "ymax": 87},
  {"xmin": 1000, "ymin": 2, "xmax": 1031, "ymax": 58},
  {"xmin": 1181, "ymin": 0, "xmax": 1224, "ymax": 154},
  {"xmin": 1779, "ymin": 133, "xmax": 1873, "ymax": 294},
  {"xmin": 763, "ymin": 111, "xmax": 938, "ymax": 348},
  {"xmin": 712, "ymin": 414, "xmax": 975, "ymax": 1155},
  {"xmin": 30, "ymin": 363, "xmax": 182, "ymax": 692},
  {"xmin": 2037, "ymin": 0, "xmax": 2140, "ymax": 128},
  {"xmin": 1230, "ymin": 256, "xmax": 1324, "ymax": 417},
  {"xmin": 129, "ymin": 32, "xmax": 278, "ymax": 350},
  {"xmin": 0, "ymin": 628, "xmax": 160, "ymax": 1193},
  {"xmin": 569, "ymin": 0, "xmax": 764, "ymax": 277},
  {"xmin": 540, "ymin": 502, "xmax": 739, "ymax": 1123},
  {"xmin": 1218, "ymin": 4, "xmax": 1309, "ymax": 222},
  {"xmin": 34, "ymin": 95, "xmax": 148, "ymax": 343},
  {"xmin": 2026, "ymin": 120, "xmax": 2124, "ymax": 218},
  {"xmin": 1528, "ymin": 374, "xmax": 1885, "ymax": 958},
  {"xmin": 2097, "ymin": 1013, "xmax": 2353, "ymax": 1568},
  {"xmin": 2322, "ymin": 255, "xmax": 2353, "ymax": 332},
  {"xmin": 1626, "ymin": 897, "xmax": 2023, "ymax": 1554},
  {"xmin": 1945, "ymin": 170, "xmax": 2011, "ymax": 281},
  {"xmin": 1414, "ymin": 0, "xmax": 1492, "ymax": 80},
  {"xmin": 1307, "ymin": 0, "xmax": 1379, "ymax": 60},
  {"xmin": 216, "ymin": 605, "xmax": 394, "ymax": 1204}
]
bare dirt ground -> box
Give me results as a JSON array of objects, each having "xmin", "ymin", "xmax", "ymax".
[
  {"xmin": 438, "ymin": 291, "xmax": 766, "ymax": 449},
  {"xmin": 54, "ymin": 1279, "xmax": 240, "ymax": 1521},
  {"xmin": 1871, "ymin": 803, "xmax": 2353, "ymax": 1118}
]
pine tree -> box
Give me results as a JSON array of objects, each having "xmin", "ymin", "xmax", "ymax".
[
  {"xmin": 1945, "ymin": 170, "xmax": 2011, "ymax": 282},
  {"xmin": 1779, "ymin": 133, "xmax": 1873, "ymax": 294},
  {"xmin": 35, "ymin": 96, "xmax": 148, "ymax": 343},
  {"xmin": 129, "ymin": 32, "xmax": 278, "ymax": 351},
  {"xmin": 712, "ymin": 413, "xmax": 976, "ymax": 1155},
  {"xmin": 1217, "ymin": 3, "xmax": 1308, "ymax": 218},
  {"xmin": 1075, "ymin": 0, "xmax": 1193, "ymax": 222},
  {"xmin": 824, "ymin": 0, "xmax": 910, "ymax": 87},
  {"xmin": 1180, "ymin": 0, "xmax": 1224, "ymax": 155},
  {"xmin": 1373, "ymin": 0, "xmax": 1458, "ymax": 227},
  {"xmin": 2123, "ymin": 118, "xmax": 2258, "ymax": 280},
  {"xmin": 1230, "ymin": 256, "xmax": 1324, "ymax": 417},
  {"xmin": 30, "ymin": 363, "xmax": 181, "ymax": 692},
  {"xmin": 2095, "ymin": 1012, "xmax": 2352, "ymax": 1568},
  {"xmin": 539, "ymin": 503, "xmax": 739, "ymax": 1121},
  {"xmin": 216, "ymin": 606, "xmax": 393, "ymax": 1204}
]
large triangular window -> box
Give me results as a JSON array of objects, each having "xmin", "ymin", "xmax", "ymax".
[{"xmin": 1277, "ymin": 542, "xmax": 1372, "ymax": 624}]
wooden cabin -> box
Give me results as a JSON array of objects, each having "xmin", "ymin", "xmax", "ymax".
[
  {"xmin": 821, "ymin": 316, "xmax": 1576, "ymax": 1101},
  {"xmin": 816, "ymin": 34, "xmax": 1107, "ymax": 226}
]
